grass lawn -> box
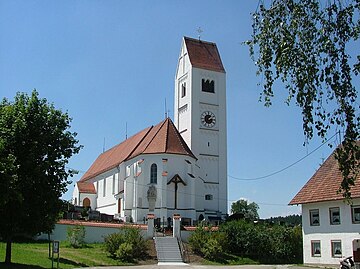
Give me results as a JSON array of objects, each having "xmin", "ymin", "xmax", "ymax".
[{"xmin": 0, "ymin": 241, "xmax": 134, "ymax": 268}]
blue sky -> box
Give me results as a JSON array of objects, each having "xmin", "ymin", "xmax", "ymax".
[{"xmin": 1, "ymin": 0, "xmax": 345, "ymax": 218}]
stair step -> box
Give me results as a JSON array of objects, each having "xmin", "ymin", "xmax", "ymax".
[{"xmin": 154, "ymin": 237, "xmax": 183, "ymax": 263}]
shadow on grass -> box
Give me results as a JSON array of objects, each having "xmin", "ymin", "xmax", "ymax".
[
  {"xmin": 0, "ymin": 262, "xmax": 44, "ymax": 269},
  {"xmin": 47, "ymin": 257, "xmax": 87, "ymax": 268}
]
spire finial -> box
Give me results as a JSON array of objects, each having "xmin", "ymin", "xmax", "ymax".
[{"xmin": 197, "ymin": 27, "xmax": 203, "ymax": 40}]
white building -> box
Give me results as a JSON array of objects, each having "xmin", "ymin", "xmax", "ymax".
[
  {"xmin": 72, "ymin": 36, "xmax": 227, "ymax": 225},
  {"xmin": 289, "ymin": 148, "xmax": 360, "ymax": 266}
]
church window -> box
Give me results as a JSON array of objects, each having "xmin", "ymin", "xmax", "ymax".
[
  {"xmin": 126, "ymin": 165, "xmax": 131, "ymax": 177},
  {"xmin": 103, "ymin": 178, "xmax": 106, "ymax": 197},
  {"xmin": 74, "ymin": 197, "xmax": 77, "ymax": 205},
  {"xmin": 202, "ymin": 79, "xmax": 215, "ymax": 93},
  {"xmin": 205, "ymin": 194, "xmax": 213, "ymax": 200},
  {"xmin": 112, "ymin": 174, "xmax": 116, "ymax": 194},
  {"xmin": 150, "ymin": 163, "xmax": 157, "ymax": 184},
  {"xmin": 181, "ymin": 82, "xmax": 186, "ymax": 97}
]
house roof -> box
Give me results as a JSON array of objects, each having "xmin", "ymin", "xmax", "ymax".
[
  {"xmin": 289, "ymin": 147, "xmax": 360, "ymax": 205},
  {"xmin": 80, "ymin": 118, "xmax": 196, "ymax": 182},
  {"xmin": 184, "ymin": 37, "xmax": 225, "ymax": 73},
  {"xmin": 77, "ymin": 182, "xmax": 96, "ymax": 194}
]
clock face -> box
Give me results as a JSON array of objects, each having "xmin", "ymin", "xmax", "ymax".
[{"xmin": 201, "ymin": 111, "xmax": 216, "ymax": 128}]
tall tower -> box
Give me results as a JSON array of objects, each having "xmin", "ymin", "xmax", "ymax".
[{"xmin": 174, "ymin": 37, "xmax": 227, "ymax": 219}]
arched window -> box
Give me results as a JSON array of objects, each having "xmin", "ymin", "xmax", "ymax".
[{"xmin": 150, "ymin": 163, "xmax": 157, "ymax": 184}]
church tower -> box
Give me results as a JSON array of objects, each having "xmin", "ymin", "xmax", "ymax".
[{"xmin": 174, "ymin": 37, "xmax": 227, "ymax": 219}]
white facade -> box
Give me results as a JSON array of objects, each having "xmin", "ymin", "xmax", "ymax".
[
  {"xmin": 174, "ymin": 38, "xmax": 227, "ymax": 219},
  {"xmin": 301, "ymin": 199, "xmax": 360, "ymax": 265},
  {"xmin": 72, "ymin": 37, "xmax": 228, "ymax": 225},
  {"xmin": 73, "ymin": 153, "xmax": 197, "ymax": 223}
]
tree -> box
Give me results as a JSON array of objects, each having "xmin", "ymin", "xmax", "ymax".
[
  {"xmin": 247, "ymin": 0, "xmax": 360, "ymax": 199},
  {"xmin": 231, "ymin": 199, "xmax": 259, "ymax": 220},
  {"xmin": 0, "ymin": 90, "xmax": 81, "ymax": 264}
]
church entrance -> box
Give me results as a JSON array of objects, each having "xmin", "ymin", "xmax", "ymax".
[
  {"xmin": 353, "ymin": 239, "xmax": 360, "ymax": 265},
  {"xmin": 83, "ymin": 198, "xmax": 90, "ymax": 208}
]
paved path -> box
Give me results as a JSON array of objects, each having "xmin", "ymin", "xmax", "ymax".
[{"xmin": 76, "ymin": 264, "xmax": 329, "ymax": 269}]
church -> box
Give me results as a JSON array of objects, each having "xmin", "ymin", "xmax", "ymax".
[{"xmin": 72, "ymin": 36, "xmax": 227, "ymax": 225}]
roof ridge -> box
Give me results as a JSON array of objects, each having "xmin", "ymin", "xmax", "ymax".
[
  {"xmin": 125, "ymin": 125, "xmax": 155, "ymax": 161},
  {"xmin": 184, "ymin": 36, "xmax": 217, "ymax": 46},
  {"xmin": 165, "ymin": 118, "xmax": 170, "ymax": 152},
  {"xmin": 168, "ymin": 118, "xmax": 197, "ymax": 160},
  {"xmin": 141, "ymin": 118, "xmax": 168, "ymax": 154}
]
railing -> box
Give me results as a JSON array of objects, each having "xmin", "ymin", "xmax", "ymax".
[{"xmin": 177, "ymin": 237, "xmax": 189, "ymax": 263}]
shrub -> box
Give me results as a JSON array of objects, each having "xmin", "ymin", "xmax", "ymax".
[
  {"xmin": 116, "ymin": 242, "xmax": 134, "ymax": 262},
  {"xmin": 188, "ymin": 224, "xmax": 227, "ymax": 261},
  {"xmin": 104, "ymin": 226, "xmax": 147, "ymax": 261},
  {"xmin": 67, "ymin": 225, "xmax": 85, "ymax": 248},
  {"xmin": 104, "ymin": 232, "xmax": 125, "ymax": 257}
]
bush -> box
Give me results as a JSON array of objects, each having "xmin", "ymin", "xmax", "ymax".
[
  {"xmin": 116, "ymin": 242, "xmax": 134, "ymax": 262},
  {"xmin": 104, "ymin": 226, "xmax": 148, "ymax": 261},
  {"xmin": 188, "ymin": 224, "xmax": 227, "ymax": 261},
  {"xmin": 67, "ymin": 225, "xmax": 85, "ymax": 248}
]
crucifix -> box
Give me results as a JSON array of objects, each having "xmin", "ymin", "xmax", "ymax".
[{"xmin": 167, "ymin": 174, "xmax": 187, "ymax": 209}]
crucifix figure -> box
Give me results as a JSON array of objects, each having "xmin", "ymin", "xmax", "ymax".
[{"xmin": 167, "ymin": 174, "xmax": 187, "ymax": 209}]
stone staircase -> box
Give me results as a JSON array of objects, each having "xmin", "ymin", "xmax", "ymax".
[{"xmin": 154, "ymin": 237, "xmax": 184, "ymax": 263}]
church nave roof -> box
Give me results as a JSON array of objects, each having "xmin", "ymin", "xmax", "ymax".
[{"xmin": 80, "ymin": 118, "xmax": 196, "ymax": 182}]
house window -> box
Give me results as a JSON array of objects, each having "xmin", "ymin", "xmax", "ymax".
[
  {"xmin": 330, "ymin": 207, "xmax": 340, "ymax": 225},
  {"xmin": 202, "ymin": 79, "xmax": 215, "ymax": 93},
  {"xmin": 205, "ymin": 194, "xmax": 213, "ymax": 200},
  {"xmin": 310, "ymin": 209, "xmax": 320, "ymax": 226},
  {"xmin": 311, "ymin": 241, "xmax": 321, "ymax": 257},
  {"xmin": 150, "ymin": 163, "xmax": 157, "ymax": 184},
  {"xmin": 181, "ymin": 82, "xmax": 186, "ymax": 97},
  {"xmin": 352, "ymin": 205, "xmax": 360, "ymax": 223},
  {"xmin": 103, "ymin": 178, "xmax": 106, "ymax": 197},
  {"xmin": 331, "ymin": 240, "xmax": 342, "ymax": 257}
]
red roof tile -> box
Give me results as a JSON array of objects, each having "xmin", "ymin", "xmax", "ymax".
[
  {"xmin": 289, "ymin": 148, "xmax": 360, "ymax": 205},
  {"xmin": 81, "ymin": 118, "xmax": 196, "ymax": 182},
  {"xmin": 184, "ymin": 37, "xmax": 225, "ymax": 73},
  {"xmin": 77, "ymin": 182, "xmax": 96, "ymax": 194}
]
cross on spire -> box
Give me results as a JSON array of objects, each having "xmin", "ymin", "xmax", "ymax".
[{"xmin": 197, "ymin": 27, "xmax": 203, "ymax": 40}]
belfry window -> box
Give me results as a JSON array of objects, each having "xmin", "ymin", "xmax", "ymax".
[
  {"xmin": 181, "ymin": 82, "xmax": 186, "ymax": 98},
  {"xmin": 205, "ymin": 194, "xmax": 213, "ymax": 200},
  {"xmin": 150, "ymin": 163, "xmax": 157, "ymax": 184},
  {"xmin": 202, "ymin": 79, "xmax": 215, "ymax": 93}
]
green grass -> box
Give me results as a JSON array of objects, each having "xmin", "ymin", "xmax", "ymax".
[{"xmin": 0, "ymin": 241, "xmax": 132, "ymax": 268}]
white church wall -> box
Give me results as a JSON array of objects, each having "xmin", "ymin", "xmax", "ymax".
[
  {"xmin": 301, "ymin": 199, "xmax": 360, "ymax": 265},
  {"xmin": 93, "ymin": 167, "xmax": 120, "ymax": 215}
]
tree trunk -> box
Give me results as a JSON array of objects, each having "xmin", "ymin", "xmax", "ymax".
[
  {"xmin": 5, "ymin": 238, "xmax": 12, "ymax": 264},
  {"xmin": 48, "ymin": 232, "xmax": 51, "ymax": 258}
]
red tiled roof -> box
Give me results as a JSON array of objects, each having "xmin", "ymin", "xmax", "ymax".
[
  {"xmin": 289, "ymin": 148, "xmax": 360, "ymax": 205},
  {"xmin": 184, "ymin": 37, "xmax": 225, "ymax": 73},
  {"xmin": 81, "ymin": 118, "xmax": 196, "ymax": 182},
  {"xmin": 77, "ymin": 182, "xmax": 96, "ymax": 194}
]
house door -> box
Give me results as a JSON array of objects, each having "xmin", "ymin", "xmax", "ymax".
[{"xmin": 83, "ymin": 198, "xmax": 90, "ymax": 208}]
